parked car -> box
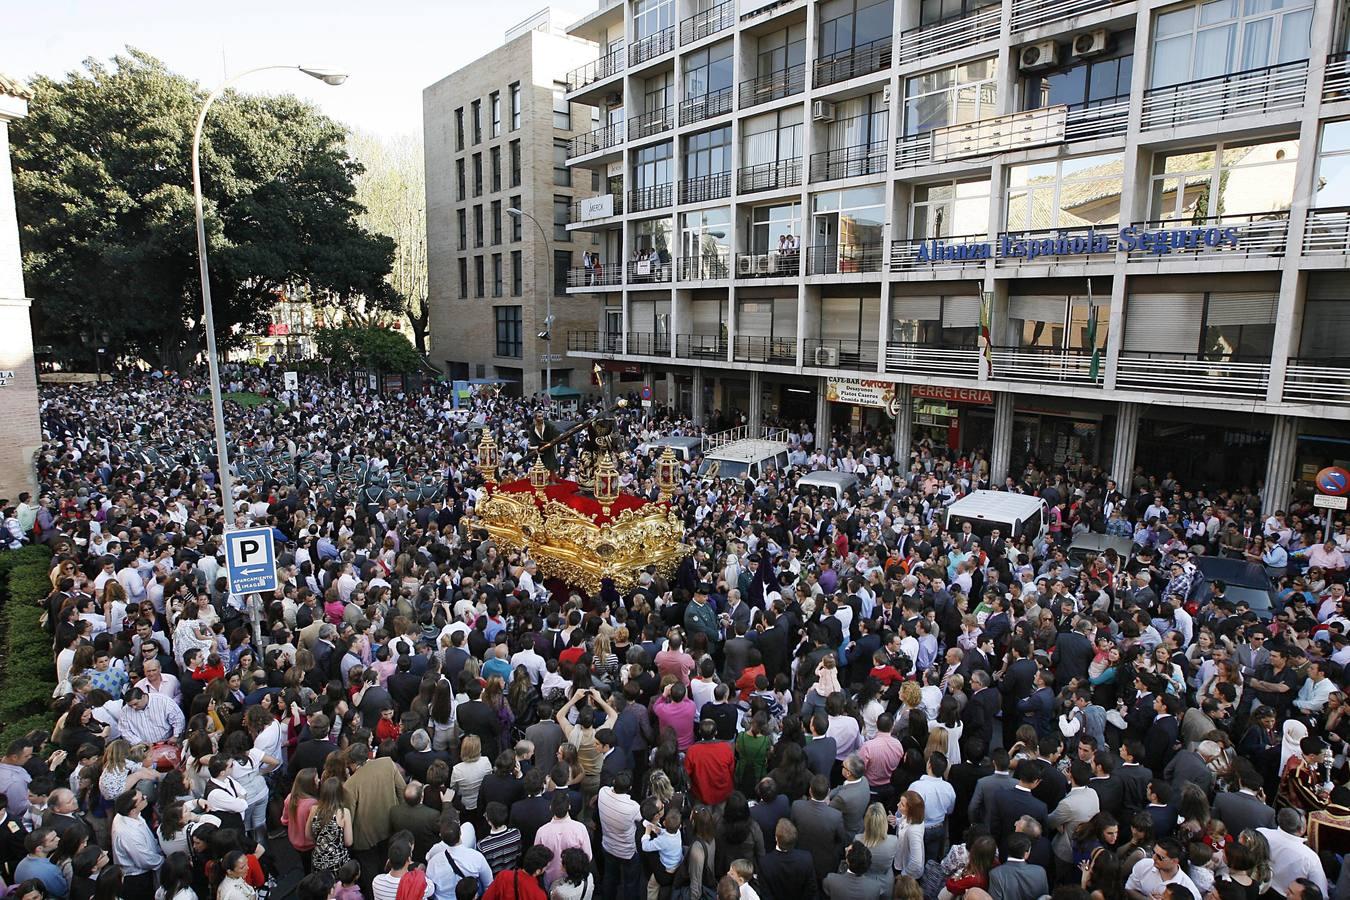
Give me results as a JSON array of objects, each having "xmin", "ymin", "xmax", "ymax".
[{"xmin": 1188, "ymin": 556, "xmax": 1278, "ymax": 620}]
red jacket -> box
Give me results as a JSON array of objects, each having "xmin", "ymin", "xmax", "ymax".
[
  {"xmin": 483, "ymin": 869, "xmax": 548, "ymax": 900},
  {"xmin": 684, "ymin": 739, "xmax": 735, "ymax": 806}
]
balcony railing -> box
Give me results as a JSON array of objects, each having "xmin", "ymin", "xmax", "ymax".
[
  {"xmin": 1011, "ymin": 0, "xmax": 1125, "ymax": 32},
  {"xmin": 738, "ymin": 158, "xmax": 802, "ymax": 193},
  {"xmin": 735, "ymin": 335, "xmax": 799, "ymax": 365},
  {"xmin": 568, "ymin": 331, "xmax": 623, "ymax": 354},
  {"xmin": 899, "ymin": 5, "xmax": 1000, "ymax": 63},
  {"xmin": 571, "ymin": 193, "xmax": 624, "ymax": 225},
  {"xmin": 810, "ymin": 139, "xmax": 889, "ymax": 182},
  {"xmin": 680, "ymin": 87, "xmax": 733, "ymax": 125},
  {"xmin": 680, "ymin": 171, "xmax": 731, "ymax": 203},
  {"xmin": 566, "ymin": 45, "xmax": 625, "ymax": 92},
  {"xmin": 1116, "ymin": 351, "xmax": 1271, "ymax": 399},
  {"xmin": 681, "ymin": 0, "xmax": 735, "ymax": 44},
  {"xmin": 565, "ymin": 262, "xmax": 625, "ymax": 288},
  {"xmin": 1065, "ymin": 97, "xmax": 1131, "ymax": 141},
  {"xmin": 1284, "ymin": 358, "xmax": 1350, "ymax": 406},
  {"xmin": 739, "ymin": 64, "xmax": 806, "ymax": 108},
  {"xmin": 1142, "ymin": 59, "xmax": 1309, "ymax": 130},
  {"xmin": 629, "ymin": 106, "xmax": 673, "ymax": 140},
  {"xmin": 735, "ymin": 250, "xmax": 803, "ymax": 278},
  {"xmin": 567, "ymin": 122, "xmax": 624, "ymax": 159},
  {"xmin": 1124, "ymin": 213, "xmax": 1288, "ymax": 261},
  {"xmin": 814, "ymin": 38, "xmax": 893, "ymax": 88},
  {"xmin": 885, "ymin": 343, "xmax": 981, "ymax": 378},
  {"xmin": 991, "ymin": 346, "xmax": 1103, "ymax": 385},
  {"xmin": 808, "ymin": 242, "xmax": 885, "ymax": 275},
  {"xmin": 626, "ymin": 332, "xmax": 671, "ymax": 357},
  {"xmin": 677, "ymin": 251, "xmax": 731, "ymax": 280},
  {"xmin": 676, "ymin": 334, "xmax": 728, "ymax": 360},
  {"xmin": 626, "ymin": 257, "xmax": 673, "ymax": 284},
  {"xmin": 1325, "ymin": 52, "xmax": 1350, "ymax": 102},
  {"xmin": 891, "ymin": 235, "xmax": 990, "ymax": 271},
  {"xmin": 630, "ymin": 26, "xmax": 675, "ymax": 65},
  {"xmin": 895, "ymin": 100, "xmax": 1128, "ymax": 170},
  {"xmin": 806, "ymin": 338, "xmax": 878, "ymax": 370},
  {"xmin": 1304, "ymin": 206, "xmax": 1350, "ymax": 254},
  {"xmin": 628, "ymin": 183, "xmax": 673, "ymax": 213}
]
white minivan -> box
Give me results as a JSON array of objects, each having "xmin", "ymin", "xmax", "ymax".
[{"xmin": 944, "ymin": 490, "xmax": 1049, "ymax": 543}]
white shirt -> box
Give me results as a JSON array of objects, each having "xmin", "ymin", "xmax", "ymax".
[
  {"xmin": 118, "ymin": 692, "xmax": 185, "ymax": 744},
  {"xmin": 597, "ymin": 786, "xmax": 641, "ymax": 859},
  {"xmin": 134, "ymin": 673, "xmax": 182, "ymax": 704},
  {"xmin": 425, "ymin": 840, "xmax": 493, "ymax": 900},
  {"xmin": 1257, "ymin": 827, "xmax": 1328, "ymax": 897},
  {"xmin": 509, "ymin": 648, "xmax": 547, "ymax": 685},
  {"xmin": 112, "ymin": 812, "xmax": 165, "ymax": 875},
  {"xmin": 909, "ymin": 774, "xmax": 956, "ymax": 827},
  {"xmin": 1124, "ymin": 858, "xmax": 1198, "ymax": 899}
]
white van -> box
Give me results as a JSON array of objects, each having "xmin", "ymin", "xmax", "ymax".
[
  {"xmin": 944, "ymin": 490, "xmax": 1049, "ymax": 543},
  {"xmin": 796, "ymin": 471, "xmax": 860, "ymax": 503},
  {"xmin": 697, "ymin": 438, "xmax": 790, "ymax": 482},
  {"xmin": 635, "ymin": 436, "xmax": 704, "ymax": 462}
]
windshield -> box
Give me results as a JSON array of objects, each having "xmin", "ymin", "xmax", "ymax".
[
  {"xmin": 1221, "ymin": 584, "xmax": 1273, "ymax": 613},
  {"xmin": 698, "ymin": 458, "xmax": 749, "ymax": 480},
  {"xmin": 945, "ymin": 514, "xmax": 1007, "ymax": 539}
]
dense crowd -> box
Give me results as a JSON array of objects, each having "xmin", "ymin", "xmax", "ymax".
[{"xmin": 0, "ymin": 365, "xmax": 1345, "ymax": 900}]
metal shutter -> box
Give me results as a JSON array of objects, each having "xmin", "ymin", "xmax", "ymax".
[
  {"xmin": 1204, "ymin": 292, "xmax": 1277, "ymax": 326},
  {"xmin": 893, "ymin": 297, "xmax": 942, "ymax": 320},
  {"xmin": 692, "ymin": 299, "xmax": 722, "ymax": 334},
  {"xmin": 943, "ymin": 296, "xmax": 982, "ymax": 328},
  {"xmin": 1123, "ymin": 293, "xmax": 1203, "ymax": 354},
  {"xmin": 738, "ymin": 300, "xmax": 773, "ymax": 336},
  {"xmin": 1300, "ymin": 302, "xmax": 1350, "ymax": 357},
  {"xmin": 630, "ymin": 301, "xmax": 656, "ymax": 335},
  {"xmin": 1009, "ymin": 295, "xmax": 1067, "ymax": 323}
]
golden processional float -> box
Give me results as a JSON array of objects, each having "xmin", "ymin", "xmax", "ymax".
[{"xmin": 471, "ymin": 398, "xmax": 691, "ymax": 594}]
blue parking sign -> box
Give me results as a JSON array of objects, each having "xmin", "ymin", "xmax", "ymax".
[{"xmin": 224, "ymin": 527, "xmax": 278, "ymax": 595}]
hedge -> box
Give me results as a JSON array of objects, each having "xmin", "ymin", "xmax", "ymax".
[{"xmin": 0, "ymin": 544, "xmax": 56, "ymax": 748}]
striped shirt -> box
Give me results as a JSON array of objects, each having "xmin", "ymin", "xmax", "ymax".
[{"xmin": 477, "ymin": 826, "xmax": 521, "ymax": 874}]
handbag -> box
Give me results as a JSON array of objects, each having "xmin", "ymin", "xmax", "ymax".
[{"xmin": 147, "ymin": 740, "xmax": 181, "ymax": 772}]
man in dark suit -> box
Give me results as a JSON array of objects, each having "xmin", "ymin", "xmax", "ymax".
[
  {"xmin": 388, "ymin": 783, "xmax": 441, "ymax": 861},
  {"xmin": 40, "ymin": 790, "xmax": 89, "ymax": 839},
  {"xmin": 456, "ymin": 680, "xmax": 502, "ymax": 760},
  {"xmin": 596, "ymin": 729, "xmax": 630, "ymax": 789},
  {"xmin": 289, "ymin": 711, "xmax": 339, "ymax": 777},
  {"xmin": 803, "ymin": 715, "xmax": 837, "ymax": 780},
  {"xmin": 790, "ymin": 775, "xmax": 848, "ymax": 886},
  {"xmin": 1116, "ymin": 740, "xmax": 1153, "ymax": 819},
  {"xmin": 751, "ymin": 778, "xmax": 791, "ymax": 848},
  {"xmin": 1212, "ymin": 764, "xmax": 1277, "ymax": 836},
  {"xmin": 1051, "ymin": 620, "xmax": 1094, "ymax": 690},
  {"xmin": 1000, "ymin": 639, "xmax": 1038, "ymax": 746},
  {"xmin": 989, "ymin": 760, "xmax": 1048, "ymax": 856},
  {"xmin": 508, "ymin": 769, "xmax": 553, "ymax": 847},
  {"xmin": 1164, "ymin": 741, "xmax": 1217, "ymax": 796},
  {"xmin": 1145, "ymin": 780, "xmax": 1176, "ymax": 839},
  {"xmin": 403, "ymin": 729, "xmax": 452, "ymax": 783},
  {"xmin": 988, "ymin": 832, "xmax": 1049, "ymax": 900},
  {"xmin": 1017, "ymin": 668, "xmax": 1056, "ymax": 738},
  {"xmin": 1144, "ymin": 694, "xmax": 1181, "ymax": 774},
  {"xmin": 828, "ymin": 755, "xmax": 871, "ymax": 837},
  {"xmin": 758, "ymin": 818, "xmax": 819, "ymax": 900},
  {"xmin": 1032, "ymin": 736, "xmax": 1069, "ymax": 811},
  {"xmin": 386, "ymin": 656, "xmax": 422, "ymax": 712},
  {"xmin": 969, "ymin": 749, "xmax": 1016, "ymax": 828},
  {"xmin": 947, "ymin": 749, "xmax": 992, "ymax": 841},
  {"xmin": 1088, "ymin": 752, "xmax": 1125, "ymax": 820},
  {"xmin": 966, "ymin": 670, "xmax": 1000, "ymax": 754}
]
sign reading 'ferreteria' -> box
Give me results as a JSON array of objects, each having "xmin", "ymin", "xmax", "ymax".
[
  {"xmin": 917, "ymin": 224, "xmax": 1243, "ymax": 263},
  {"xmin": 911, "ymin": 384, "xmax": 993, "ymax": 404},
  {"xmin": 826, "ymin": 377, "xmax": 896, "ymax": 409}
]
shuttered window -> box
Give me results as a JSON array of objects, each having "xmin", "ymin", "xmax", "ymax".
[
  {"xmin": 943, "ymin": 296, "xmax": 981, "ymax": 328},
  {"xmin": 1300, "ymin": 302, "xmax": 1350, "ymax": 358},
  {"xmin": 1204, "ymin": 293, "xmax": 1278, "ymax": 326},
  {"xmin": 1009, "ymin": 296, "xmax": 1067, "ymax": 323},
  {"xmin": 893, "ymin": 297, "xmax": 943, "ymax": 320},
  {"xmin": 738, "ymin": 300, "xmax": 773, "ymax": 336},
  {"xmin": 692, "ymin": 300, "xmax": 723, "ymax": 333},
  {"xmin": 1123, "ymin": 293, "xmax": 1203, "ymax": 355}
]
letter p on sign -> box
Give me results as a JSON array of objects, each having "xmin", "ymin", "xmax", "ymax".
[{"xmin": 225, "ymin": 527, "xmax": 278, "ymax": 596}]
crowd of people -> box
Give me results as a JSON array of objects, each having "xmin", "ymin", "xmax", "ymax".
[{"xmin": 0, "ymin": 364, "xmax": 1345, "ymax": 900}]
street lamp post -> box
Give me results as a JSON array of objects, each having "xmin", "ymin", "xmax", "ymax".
[
  {"xmin": 507, "ymin": 208, "xmax": 554, "ymax": 407},
  {"xmin": 192, "ymin": 65, "xmax": 347, "ymax": 648}
]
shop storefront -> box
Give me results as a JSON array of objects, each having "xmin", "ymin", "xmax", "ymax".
[
  {"xmin": 826, "ymin": 377, "xmax": 898, "ymax": 434},
  {"xmin": 910, "ymin": 385, "xmax": 992, "ymax": 450},
  {"xmin": 965, "ymin": 395, "xmax": 1107, "ymax": 474}
]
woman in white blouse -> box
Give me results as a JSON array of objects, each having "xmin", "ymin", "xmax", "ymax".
[{"xmin": 893, "ymin": 790, "xmax": 926, "ymax": 880}]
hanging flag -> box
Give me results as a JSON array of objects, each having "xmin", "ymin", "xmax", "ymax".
[
  {"xmin": 979, "ymin": 291, "xmax": 993, "ymax": 378},
  {"xmin": 1087, "ymin": 279, "xmax": 1101, "ymax": 382}
]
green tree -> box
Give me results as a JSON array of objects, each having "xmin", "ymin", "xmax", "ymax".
[
  {"xmin": 316, "ymin": 325, "xmax": 422, "ymax": 373},
  {"xmin": 11, "ymin": 49, "xmax": 396, "ymax": 368}
]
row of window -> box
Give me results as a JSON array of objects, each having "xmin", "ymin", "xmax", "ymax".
[
  {"xmin": 457, "ymin": 250, "xmax": 578, "ymax": 304},
  {"xmin": 456, "ymin": 196, "xmax": 523, "ymax": 250},
  {"xmin": 455, "ymin": 83, "xmax": 522, "ymax": 151},
  {"xmin": 455, "ymin": 143, "xmax": 523, "ymax": 201}
]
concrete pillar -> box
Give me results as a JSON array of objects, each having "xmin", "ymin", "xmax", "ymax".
[
  {"xmin": 892, "ymin": 385, "xmax": 912, "ymax": 467},
  {"xmin": 1111, "ymin": 402, "xmax": 1140, "ymax": 493},
  {"xmin": 815, "ymin": 378, "xmax": 831, "ymax": 448},
  {"xmin": 1262, "ymin": 415, "xmax": 1299, "ymax": 515},
  {"xmin": 748, "ymin": 371, "xmax": 763, "ymax": 432},
  {"xmin": 691, "ymin": 368, "xmax": 705, "ymax": 426},
  {"xmin": 665, "ymin": 372, "xmax": 675, "ymax": 410},
  {"xmin": 0, "ymin": 94, "xmax": 40, "ymax": 497},
  {"xmin": 990, "ymin": 390, "xmax": 1015, "ymax": 485}
]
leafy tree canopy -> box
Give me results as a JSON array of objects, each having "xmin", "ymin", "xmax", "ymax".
[
  {"xmin": 11, "ymin": 48, "xmax": 397, "ymax": 367},
  {"xmin": 315, "ymin": 324, "xmax": 422, "ymax": 373}
]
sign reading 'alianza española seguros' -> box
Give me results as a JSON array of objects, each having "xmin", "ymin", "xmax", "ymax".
[{"xmin": 916, "ymin": 224, "xmax": 1243, "ymax": 263}]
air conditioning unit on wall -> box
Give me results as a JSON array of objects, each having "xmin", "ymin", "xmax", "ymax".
[
  {"xmin": 1019, "ymin": 40, "xmax": 1060, "ymax": 71},
  {"xmin": 815, "ymin": 346, "xmax": 839, "ymax": 366},
  {"xmin": 1072, "ymin": 30, "xmax": 1109, "ymax": 59},
  {"xmin": 812, "ymin": 100, "xmax": 836, "ymax": 122}
]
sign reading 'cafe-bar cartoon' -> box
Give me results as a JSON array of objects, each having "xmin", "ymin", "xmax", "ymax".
[{"xmin": 916, "ymin": 222, "xmax": 1244, "ymax": 263}]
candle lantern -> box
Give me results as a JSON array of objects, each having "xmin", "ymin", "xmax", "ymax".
[
  {"xmin": 476, "ymin": 430, "xmax": 499, "ymax": 485},
  {"xmin": 528, "ymin": 454, "xmax": 550, "ymax": 496},
  {"xmin": 593, "ymin": 452, "xmax": 620, "ymax": 515},
  {"xmin": 656, "ymin": 446, "xmax": 679, "ymax": 502}
]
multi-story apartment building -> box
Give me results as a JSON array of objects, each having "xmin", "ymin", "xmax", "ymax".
[
  {"xmin": 425, "ymin": 11, "xmax": 601, "ymax": 397},
  {"xmin": 559, "ymin": 0, "xmax": 1350, "ymax": 510}
]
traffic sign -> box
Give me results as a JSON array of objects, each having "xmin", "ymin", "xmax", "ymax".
[
  {"xmin": 224, "ymin": 527, "xmax": 278, "ymax": 595},
  {"xmin": 1316, "ymin": 466, "xmax": 1350, "ymax": 496},
  {"xmin": 640, "ymin": 385, "xmax": 652, "ymax": 401},
  {"xmin": 1315, "ymin": 493, "xmax": 1348, "ymax": 511}
]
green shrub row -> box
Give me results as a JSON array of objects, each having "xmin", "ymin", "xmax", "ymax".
[{"xmin": 0, "ymin": 545, "xmax": 56, "ymax": 749}]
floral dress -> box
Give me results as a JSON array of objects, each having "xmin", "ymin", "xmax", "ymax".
[{"xmin": 310, "ymin": 810, "xmax": 348, "ymax": 873}]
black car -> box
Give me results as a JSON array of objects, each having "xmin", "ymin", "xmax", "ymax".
[{"xmin": 1188, "ymin": 556, "xmax": 1278, "ymax": 621}]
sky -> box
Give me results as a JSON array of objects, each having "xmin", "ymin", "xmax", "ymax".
[{"xmin": 1, "ymin": 0, "xmax": 587, "ymax": 139}]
